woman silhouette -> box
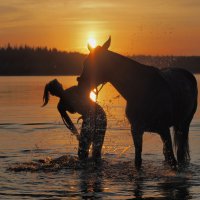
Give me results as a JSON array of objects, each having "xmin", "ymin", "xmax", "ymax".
[{"xmin": 42, "ymin": 79, "xmax": 107, "ymax": 163}]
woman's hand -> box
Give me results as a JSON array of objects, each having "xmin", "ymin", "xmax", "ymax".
[{"xmin": 57, "ymin": 103, "xmax": 80, "ymax": 140}]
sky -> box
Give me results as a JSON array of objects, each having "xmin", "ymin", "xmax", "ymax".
[{"xmin": 0, "ymin": 0, "xmax": 200, "ymax": 55}]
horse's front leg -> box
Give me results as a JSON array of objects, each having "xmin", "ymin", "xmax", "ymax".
[
  {"xmin": 131, "ymin": 125, "xmax": 144, "ymax": 170},
  {"xmin": 159, "ymin": 128, "xmax": 177, "ymax": 169}
]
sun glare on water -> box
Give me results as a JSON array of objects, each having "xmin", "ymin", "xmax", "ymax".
[
  {"xmin": 88, "ymin": 38, "xmax": 97, "ymax": 48},
  {"xmin": 90, "ymin": 89, "xmax": 97, "ymax": 102}
]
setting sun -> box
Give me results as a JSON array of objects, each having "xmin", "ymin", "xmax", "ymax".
[
  {"xmin": 88, "ymin": 38, "xmax": 97, "ymax": 48},
  {"xmin": 90, "ymin": 89, "xmax": 97, "ymax": 102}
]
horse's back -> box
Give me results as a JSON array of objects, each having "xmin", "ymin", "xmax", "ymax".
[
  {"xmin": 161, "ymin": 68, "xmax": 197, "ymax": 87},
  {"xmin": 161, "ymin": 68, "xmax": 197, "ymax": 125},
  {"xmin": 161, "ymin": 68, "xmax": 197, "ymax": 98}
]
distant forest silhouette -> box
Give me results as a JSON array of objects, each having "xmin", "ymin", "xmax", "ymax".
[{"xmin": 0, "ymin": 44, "xmax": 200, "ymax": 75}]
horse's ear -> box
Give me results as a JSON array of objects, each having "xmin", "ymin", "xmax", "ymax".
[
  {"xmin": 102, "ymin": 36, "xmax": 111, "ymax": 50},
  {"xmin": 87, "ymin": 43, "xmax": 93, "ymax": 52}
]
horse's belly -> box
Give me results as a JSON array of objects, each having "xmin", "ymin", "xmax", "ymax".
[{"xmin": 126, "ymin": 92, "xmax": 173, "ymax": 130}]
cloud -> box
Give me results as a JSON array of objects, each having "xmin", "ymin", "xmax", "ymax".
[{"xmin": 0, "ymin": 5, "xmax": 20, "ymax": 14}]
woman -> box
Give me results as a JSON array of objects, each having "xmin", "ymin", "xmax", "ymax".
[{"xmin": 42, "ymin": 79, "xmax": 107, "ymax": 163}]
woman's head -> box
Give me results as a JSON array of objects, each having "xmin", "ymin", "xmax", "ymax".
[{"xmin": 42, "ymin": 79, "xmax": 64, "ymax": 107}]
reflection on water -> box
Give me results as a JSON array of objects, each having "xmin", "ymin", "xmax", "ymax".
[
  {"xmin": 5, "ymin": 153, "xmax": 198, "ymax": 199},
  {"xmin": 0, "ymin": 76, "xmax": 200, "ymax": 199}
]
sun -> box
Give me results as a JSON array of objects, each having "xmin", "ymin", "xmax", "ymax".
[
  {"xmin": 88, "ymin": 38, "xmax": 97, "ymax": 48},
  {"xmin": 90, "ymin": 89, "xmax": 97, "ymax": 102}
]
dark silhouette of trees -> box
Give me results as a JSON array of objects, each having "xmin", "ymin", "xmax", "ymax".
[
  {"xmin": 0, "ymin": 45, "xmax": 86, "ymax": 75},
  {"xmin": 0, "ymin": 44, "xmax": 199, "ymax": 75}
]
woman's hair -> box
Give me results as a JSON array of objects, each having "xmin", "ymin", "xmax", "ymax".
[{"xmin": 42, "ymin": 79, "xmax": 62, "ymax": 107}]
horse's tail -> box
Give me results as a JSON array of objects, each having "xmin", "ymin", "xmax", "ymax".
[
  {"xmin": 173, "ymin": 71, "xmax": 198, "ymax": 164},
  {"xmin": 173, "ymin": 126, "xmax": 190, "ymax": 163}
]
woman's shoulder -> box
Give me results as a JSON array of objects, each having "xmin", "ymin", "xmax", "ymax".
[
  {"xmin": 64, "ymin": 86, "xmax": 79, "ymax": 94},
  {"xmin": 57, "ymin": 99, "xmax": 65, "ymax": 110}
]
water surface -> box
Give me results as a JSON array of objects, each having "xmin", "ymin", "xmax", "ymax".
[{"xmin": 0, "ymin": 76, "xmax": 200, "ymax": 199}]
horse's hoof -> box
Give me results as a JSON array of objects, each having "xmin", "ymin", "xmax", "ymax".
[
  {"xmin": 135, "ymin": 160, "xmax": 142, "ymax": 171},
  {"xmin": 166, "ymin": 159, "xmax": 177, "ymax": 171},
  {"xmin": 177, "ymin": 160, "xmax": 190, "ymax": 171},
  {"xmin": 94, "ymin": 158, "xmax": 102, "ymax": 166},
  {"xmin": 170, "ymin": 164, "xmax": 177, "ymax": 171}
]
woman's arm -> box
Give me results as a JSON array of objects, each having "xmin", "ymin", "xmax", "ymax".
[{"xmin": 57, "ymin": 102, "xmax": 80, "ymax": 140}]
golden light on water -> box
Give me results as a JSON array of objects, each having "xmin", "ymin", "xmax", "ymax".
[
  {"xmin": 88, "ymin": 38, "xmax": 97, "ymax": 48},
  {"xmin": 90, "ymin": 89, "xmax": 97, "ymax": 102}
]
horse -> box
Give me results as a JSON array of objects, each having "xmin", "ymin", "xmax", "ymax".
[{"xmin": 77, "ymin": 37, "xmax": 198, "ymax": 170}]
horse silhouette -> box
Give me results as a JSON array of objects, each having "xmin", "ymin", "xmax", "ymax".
[{"xmin": 77, "ymin": 37, "xmax": 198, "ymax": 170}]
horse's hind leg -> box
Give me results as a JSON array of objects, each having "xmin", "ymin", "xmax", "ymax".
[
  {"xmin": 131, "ymin": 125, "xmax": 144, "ymax": 170},
  {"xmin": 159, "ymin": 128, "xmax": 177, "ymax": 168}
]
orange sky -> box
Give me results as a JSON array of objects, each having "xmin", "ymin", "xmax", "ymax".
[{"xmin": 0, "ymin": 0, "xmax": 200, "ymax": 55}]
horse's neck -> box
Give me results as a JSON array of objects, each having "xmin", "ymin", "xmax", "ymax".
[{"xmin": 107, "ymin": 52, "xmax": 148, "ymax": 100}]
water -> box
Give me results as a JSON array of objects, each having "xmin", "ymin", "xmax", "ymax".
[{"xmin": 0, "ymin": 76, "xmax": 200, "ymax": 199}]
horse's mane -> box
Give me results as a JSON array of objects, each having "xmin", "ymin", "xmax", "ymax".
[{"xmin": 107, "ymin": 50, "xmax": 158, "ymax": 74}]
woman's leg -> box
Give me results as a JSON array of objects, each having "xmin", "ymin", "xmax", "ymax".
[
  {"xmin": 78, "ymin": 120, "xmax": 92, "ymax": 161},
  {"xmin": 91, "ymin": 106, "xmax": 107, "ymax": 162},
  {"xmin": 92, "ymin": 118, "xmax": 107, "ymax": 162},
  {"xmin": 92, "ymin": 130, "xmax": 106, "ymax": 161}
]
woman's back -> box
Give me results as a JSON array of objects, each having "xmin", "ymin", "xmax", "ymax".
[{"xmin": 60, "ymin": 86, "xmax": 101, "ymax": 116}]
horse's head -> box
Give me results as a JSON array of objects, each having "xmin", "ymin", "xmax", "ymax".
[{"xmin": 77, "ymin": 36, "xmax": 112, "ymax": 91}]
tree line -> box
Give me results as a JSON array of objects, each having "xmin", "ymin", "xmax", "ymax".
[
  {"xmin": 0, "ymin": 45, "xmax": 85, "ymax": 75},
  {"xmin": 0, "ymin": 44, "xmax": 199, "ymax": 75}
]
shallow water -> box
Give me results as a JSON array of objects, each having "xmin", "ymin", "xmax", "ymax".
[{"xmin": 0, "ymin": 76, "xmax": 200, "ymax": 199}]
